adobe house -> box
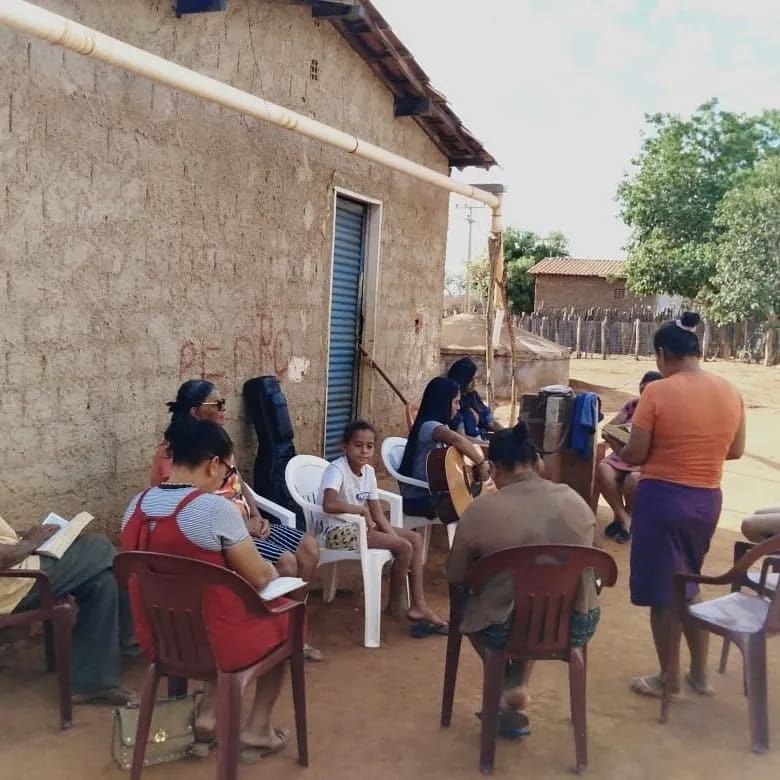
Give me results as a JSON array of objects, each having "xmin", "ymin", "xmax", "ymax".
[
  {"xmin": 529, "ymin": 258, "xmax": 679, "ymax": 314},
  {"xmin": 0, "ymin": 0, "xmax": 496, "ymax": 527}
]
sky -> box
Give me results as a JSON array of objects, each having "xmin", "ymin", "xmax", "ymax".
[{"xmin": 376, "ymin": 0, "xmax": 780, "ymax": 274}]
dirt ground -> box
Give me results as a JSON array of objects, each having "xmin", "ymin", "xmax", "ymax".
[{"xmin": 1, "ymin": 357, "xmax": 780, "ymax": 780}]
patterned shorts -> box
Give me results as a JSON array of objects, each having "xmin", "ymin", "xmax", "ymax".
[
  {"xmin": 477, "ymin": 607, "xmax": 601, "ymax": 650},
  {"xmin": 252, "ymin": 522, "xmax": 306, "ymax": 564},
  {"xmin": 324, "ymin": 523, "xmax": 359, "ymax": 551}
]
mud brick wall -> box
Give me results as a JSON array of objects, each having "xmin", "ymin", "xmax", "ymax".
[
  {"xmin": 534, "ymin": 275, "xmax": 653, "ymax": 313},
  {"xmin": 0, "ymin": 0, "xmax": 449, "ymax": 529}
]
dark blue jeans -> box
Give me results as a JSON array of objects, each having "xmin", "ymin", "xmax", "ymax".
[{"xmin": 16, "ymin": 534, "xmax": 131, "ymax": 694}]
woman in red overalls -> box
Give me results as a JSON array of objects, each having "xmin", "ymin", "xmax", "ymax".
[{"xmin": 122, "ymin": 418, "xmax": 291, "ymax": 760}]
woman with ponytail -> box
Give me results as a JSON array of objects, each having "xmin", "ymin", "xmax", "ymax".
[
  {"xmin": 617, "ymin": 312, "xmax": 745, "ymax": 699},
  {"xmin": 445, "ymin": 422, "xmax": 599, "ymax": 735}
]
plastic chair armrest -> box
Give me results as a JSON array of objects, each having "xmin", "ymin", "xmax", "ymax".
[
  {"xmin": 263, "ymin": 597, "xmax": 308, "ymax": 615},
  {"xmin": 376, "ymin": 489, "xmax": 403, "ymax": 528},
  {"xmin": 395, "ymin": 475, "xmax": 429, "ymax": 491},
  {"xmin": 248, "ymin": 488, "xmax": 297, "ymax": 529},
  {"xmin": 0, "ymin": 569, "xmax": 56, "ymax": 609}
]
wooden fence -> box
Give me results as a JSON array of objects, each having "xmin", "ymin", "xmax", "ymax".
[{"xmin": 515, "ymin": 311, "xmax": 773, "ymax": 364}]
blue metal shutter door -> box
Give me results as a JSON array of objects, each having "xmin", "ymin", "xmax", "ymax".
[{"xmin": 324, "ymin": 198, "xmax": 366, "ymax": 459}]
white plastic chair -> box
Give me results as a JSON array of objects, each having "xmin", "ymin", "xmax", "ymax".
[
  {"xmin": 381, "ymin": 436, "xmax": 457, "ymax": 557},
  {"xmin": 247, "ymin": 487, "xmax": 297, "ymax": 529},
  {"xmin": 284, "ymin": 454, "xmax": 403, "ymax": 648}
]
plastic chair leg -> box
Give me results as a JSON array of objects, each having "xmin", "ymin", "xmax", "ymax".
[
  {"xmin": 322, "ymin": 562, "xmax": 338, "ymax": 604},
  {"xmin": 479, "ymin": 647, "xmax": 506, "ymax": 775},
  {"xmin": 420, "ymin": 524, "xmax": 432, "ymax": 564},
  {"xmin": 130, "ymin": 665, "xmax": 160, "ymax": 780},
  {"xmin": 718, "ymin": 637, "xmax": 731, "ymax": 674},
  {"xmin": 289, "ymin": 630, "xmax": 309, "ymax": 766},
  {"xmin": 362, "ymin": 556, "xmax": 385, "ymax": 649},
  {"xmin": 569, "ymin": 646, "xmax": 588, "ymax": 773},
  {"xmin": 744, "ymin": 634, "xmax": 769, "ymax": 753},
  {"xmin": 440, "ymin": 628, "xmax": 463, "ymax": 727},
  {"xmin": 52, "ymin": 604, "xmax": 73, "ymax": 730},
  {"xmin": 216, "ymin": 672, "xmax": 242, "ymax": 780},
  {"xmin": 44, "ymin": 619, "xmax": 56, "ymax": 673},
  {"xmin": 446, "ymin": 522, "xmax": 458, "ymax": 549}
]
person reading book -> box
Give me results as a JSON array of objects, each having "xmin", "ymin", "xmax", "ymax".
[
  {"xmin": 123, "ymin": 417, "xmax": 294, "ymax": 760},
  {"xmin": 597, "ymin": 370, "xmax": 662, "ymax": 543},
  {"xmin": 0, "ymin": 517, "xmax": 136, "ymax": 705},
  {"xmin": 151, "ymin": 379, "xmax": 323, "ymax": 661}
]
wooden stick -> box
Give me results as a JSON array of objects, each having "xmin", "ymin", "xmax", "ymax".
[{"xmin": 357, "ymin": 344, "xmax": 408, "ymax": 406}]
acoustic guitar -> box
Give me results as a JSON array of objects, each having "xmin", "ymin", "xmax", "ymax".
[{"xmin": 426, "ymin": 446, "xmax": 496, "ymax": 525}]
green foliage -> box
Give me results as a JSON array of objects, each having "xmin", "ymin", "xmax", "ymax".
[
  {"xmin": 467, "ymin": 227, "xmax": 569, "ymax": 314},
  {"xmin": 617, "ymin": 100, "xmax": 780, "ymax": 302},
  {"xmin": 709, "ymin": 157, "xmax": 780, "ymax": 323}
]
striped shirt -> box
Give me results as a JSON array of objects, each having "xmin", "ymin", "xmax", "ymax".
[{"xmin": 122, "ymin": 485, "xmax": 248, "ymax": 552}]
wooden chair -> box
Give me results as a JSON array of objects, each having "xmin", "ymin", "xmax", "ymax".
[
  {"xmin": 719, "ymin": 540, "xmax": 779, "ymax": 673},
  {"xmin": 661, "ymin": 535, "xmax": 780, "ymax": 753},
  {"xmin": 440, "ymin": 545, "xmax": 618, "ymax": 774},
  {"xmin": 0, "ymin": 569, "xmax": 73, "ymax": 729},
  {"xmin": 113, "ymin": 552, "xmax": 308, "ymax": 780}
]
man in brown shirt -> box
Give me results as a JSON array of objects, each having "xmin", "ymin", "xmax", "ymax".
[{"xmin": 445, "ymin": 424, "xmax": 599, "ymax": 733}]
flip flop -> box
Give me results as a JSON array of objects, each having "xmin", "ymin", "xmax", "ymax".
[
  {"xmin": 240, "ymin": 728, "xmax": 289, "ymax": 763},
  {"xmin": 685, "ymin": 672, "xmax": 714, "ymax": 696},
  {"xmin": 72, "ymin": 686, "xmax": 139, "ymax": 706},
  {"xmin": 303, "ymin": 643, "xmax": 325, "ymax": 662},
  {"xmin": 409, "ymin": 619, "xmax": 449, "ymax": 638},
  {"xmin": 604, "ymin": 520, "xmax": 621, "ymax": 538},
  {"xmin": 630, "ymin": 675, "xmax": 681, "ymax": 700},
  {"xmin": 475, "ymin": 708, "xmax": 531, "ymax": 739},
  {"xmin": 616, "ymin": 528, "xmax": 632, "ymax": 544}
]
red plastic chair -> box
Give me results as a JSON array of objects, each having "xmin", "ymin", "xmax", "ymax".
[
  {"xmin": 113, "ymin": 552, "xmax": 308, "ymax": 780},
  {"xmin": 0, "ymin": 569, "xmax": 73, "ymax": 729},
  {"xmin": 660, "ymin": 534, "xmax": 780, "ymax": 753},
  {"xmin": 718, "ymin": 540, "xmax": 779, "ymax": 673},
  {"xmin": 440, "ymin": 544, "xmax": 618, "ymax": 775}
]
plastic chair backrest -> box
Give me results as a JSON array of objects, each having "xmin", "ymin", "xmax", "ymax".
[
  {"xmin": 381, "ymin": 436, "xmax": 408, "ymax": 481},
  {"xmin": 466, "ymin": 545, "xmax": 618, "ymax": 659},
  {"xmin": 285, "ymin": 455, "xmax": 330, "ymax": 534},
  {"xmin": 728, "ymin": 535, "xmax": 780, "ymax": 633},
  {"xmin": 113, "ymin": 552, "xmax": 265, "ymax": 678}
]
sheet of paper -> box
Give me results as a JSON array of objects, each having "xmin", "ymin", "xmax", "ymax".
[
  {"xmin": 258, "ymin": 576, "xmax": 305, "ymax": 601},
  {"xmin": 41, "ymin": 512, "xmax": 68, "ymax": 530}
]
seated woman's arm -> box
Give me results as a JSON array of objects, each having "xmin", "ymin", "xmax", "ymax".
[
  {"xmin": 433, "ymin": 426, "xmax": 490, "ymax": 479},
  {"xmin": 619, "ymin": 424, "xmax": 652, "ymax": 466},
  {"xmin": 225, "ymin": 538, "xmax": 278, "ymax": 590},
  {"xmin": 321, "ymin": 488, "xmax": 369, "ymax": 520}
]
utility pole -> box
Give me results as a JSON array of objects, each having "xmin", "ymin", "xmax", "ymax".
[{"xmin": 456, "ymin": 203, "xmax": 485, "ymax": 312}]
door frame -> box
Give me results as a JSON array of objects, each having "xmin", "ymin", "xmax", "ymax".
[{"xmin": 323, "ymin": 187, "xmax": 383, "ymax": 456}]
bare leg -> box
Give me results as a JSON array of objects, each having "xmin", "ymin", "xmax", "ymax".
[
  {"xmin": 294, "ymin": 533, "xmax": 319, "ymax": 581},
  {"xmin": 241, "ymin": 666, "xmax": 287, "ymax": 748},
  {"xmin": 622, "ymin": 472, "xmax": 640, "ymax": 520},
  {"xmin": 395, "ymin": 527, "xmax": 447, "ymax": 626},
  {"xmin": 596, "ymin": 463, "xmax": 630, "ymax": 526},
  {"xmin": 367, "ymin": 528, "xmax": 414, "ymax": 620},
  {"xmin": 682, "ymin": 594, "xmax": 711, "ymax": 693},
  {"xmin": 468, "ymin": 634, "xmax": 533, "ymax": 710},
  {"xmin": 741, "ymin": 513, "xmax": 780, "ymax": 543},
  {"xmin": 274, "ymin": 552, "xmax": 298, "ymax": 577},
  {"xmin": 195, "ymin": 682, "xmax": 217, "ymax": 736}
]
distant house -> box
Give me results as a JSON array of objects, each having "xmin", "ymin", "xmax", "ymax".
[{"xmin": 528, "ymin": 257, "xmax": 680, "ymax": 314}]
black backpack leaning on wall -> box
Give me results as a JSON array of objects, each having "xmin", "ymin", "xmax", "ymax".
[{"xmin": 242, "ymin": 376, "xmax": 305, "ymax": 531}]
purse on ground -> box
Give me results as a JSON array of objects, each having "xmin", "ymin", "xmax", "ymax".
[{"xmin": 112, "ymin": 694, "xmax": 197, "ymax": 770}]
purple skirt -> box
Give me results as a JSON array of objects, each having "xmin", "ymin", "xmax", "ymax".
[{"xmin": 630, "ymin": 478, "xmax": 722, "ymax": 607}]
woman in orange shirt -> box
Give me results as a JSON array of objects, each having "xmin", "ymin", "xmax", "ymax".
[{"xmin": 618, "ymin": 313, "xmax": 745, "ymax": 700}]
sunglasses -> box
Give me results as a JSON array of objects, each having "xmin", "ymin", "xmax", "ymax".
[
  {"xmin": 200, "ymin": 399, "xmax": 227, "ymax": 412},
  {"xmin": 219, "ymin": 460, "xmax": 238, "ymax": 488}
]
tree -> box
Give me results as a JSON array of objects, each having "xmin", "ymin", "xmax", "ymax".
[
  {"xmin": 617, "ymin": 100, "xmax": 780, "ymax": 301},
  {"xmin": 709, "ymin": 156, "xmax": 780, "ymax": 323},
  {"xmin": 443, "ymin": 273, "xmax": 466, "ymax": 298},
  {"xmin": 466, "ymin": 227, "xmax": 569, "ymax": 313}
]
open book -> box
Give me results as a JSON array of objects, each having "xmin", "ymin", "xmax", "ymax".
[
  {"xmin": 602, "ymin": 423, "xmax": 631, "ymax": 446},
  {"xmin": 258, "ymin": 576, "xmax": 305, "ymax": 601},
  {"xmin": 37, "ymin": 512, "xmax": 94, "ymax": 559}
]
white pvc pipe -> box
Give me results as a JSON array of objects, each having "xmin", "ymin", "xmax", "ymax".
[{"xmin": 0, "ymin": 0, "xmax": 501, "ymax": 214}]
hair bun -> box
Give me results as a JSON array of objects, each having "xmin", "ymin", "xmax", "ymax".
[
  {"xmin": 511, "ymin": 421, "xmax": 530, "ymax": 443},
  {"xmin": 680, "ymin": 312, "xmax": 700, "ymax": 328}
]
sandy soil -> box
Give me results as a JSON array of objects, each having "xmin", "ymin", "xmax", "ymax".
[{"xmin": 1, "ymin": 357, "xmax": 779, "ymax": 780}]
